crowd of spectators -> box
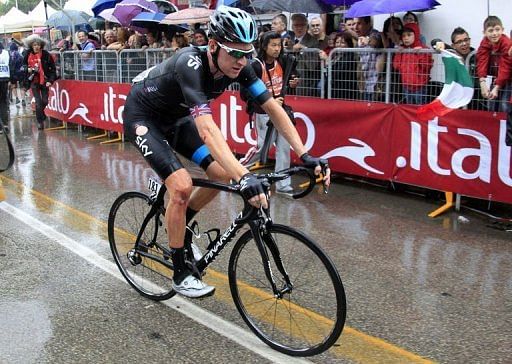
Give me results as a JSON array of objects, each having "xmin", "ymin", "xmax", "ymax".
[
  {"xmin": 7, "ymin": 11, "xmax": 511, "ymax": 114},
  {"xmin": 249, "ymin": 12, "xmax": 511, "ymax": 113}
]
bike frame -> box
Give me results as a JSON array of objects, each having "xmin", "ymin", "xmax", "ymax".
[{"xmin": 133, "ymin": 177, "xmax": 293, "ymax": 297}]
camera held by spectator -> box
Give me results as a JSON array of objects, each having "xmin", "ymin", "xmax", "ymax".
[{"xmin": 28, "ymin": 64, "xmax": 39, "ymax": 81}]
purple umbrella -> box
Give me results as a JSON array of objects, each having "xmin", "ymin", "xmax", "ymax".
[
  {"xmin": 112, "ymin": 0, "xmax": 158, "ymax": 27},
  {"xmin": 319, "ymin": 0, "xmax": 359, "ymax": 5},
  {"xmin": 346, "ymin": 0, "xmax": 440, "ymax": 18}
]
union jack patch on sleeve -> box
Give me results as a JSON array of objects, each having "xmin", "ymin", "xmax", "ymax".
[{"xmin": 190, "ymin": 103, "xmax": 212, "ymax": 118}]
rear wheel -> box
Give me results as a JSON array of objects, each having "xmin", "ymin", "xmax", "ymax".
[
  {"xmin": 0, "ymin": 121, "xmax": 14, "ymax": 172},
  {"xmin": 108, "ymin": 192, "xmax": 175, "ymax": 300},
  {"xmin": 228, "ymin": 224, "xmax": 346, "ymax": 356}
]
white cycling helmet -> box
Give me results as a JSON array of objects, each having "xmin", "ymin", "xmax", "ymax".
[{"xmin": 208, "ymin": 5, "xmax": 257, "ymax": 44}]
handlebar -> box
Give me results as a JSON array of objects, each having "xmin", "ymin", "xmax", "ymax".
[{"xmin": 234, "ymin": 166, "xmax": 321, "ymax": 224}]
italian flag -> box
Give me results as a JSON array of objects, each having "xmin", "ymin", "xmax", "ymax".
[{"xmin": 416, "ymin": 50, "xmax": 474, "ymax": 121}]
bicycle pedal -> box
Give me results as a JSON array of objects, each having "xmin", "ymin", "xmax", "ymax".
[{"xmin": 127, "ymin": 249, "xmax": 142, "ymax": 266}]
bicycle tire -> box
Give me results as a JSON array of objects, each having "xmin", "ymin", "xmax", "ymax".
[
  {"xmin": 108, "ymin": 191, "xmax": 176, "ymax": 301},
  {"xmin": 228, "ymin": 224, "xmax": 346, "ymax": 356},
  {"xmin": 0, "ymin": 122, "xmax": 15, "ymax": 172}
]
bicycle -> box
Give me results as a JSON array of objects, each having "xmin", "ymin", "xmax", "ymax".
[
  {"xmin": 0, "ymin": 121, "xmax": 14, "ymax": 172},
  {"xmin": 108, "ymin": 167, "xmax": 346, "ymax": 356}
]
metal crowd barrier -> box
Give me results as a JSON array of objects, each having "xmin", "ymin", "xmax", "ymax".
[{"xmin": 51, "ymin": 47, "xmax": 510, "ymax": 113}]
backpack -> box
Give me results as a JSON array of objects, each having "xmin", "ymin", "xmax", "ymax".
[{"xmin": 9, "ymin": 50, "xmax": 24, "ymax": 79}]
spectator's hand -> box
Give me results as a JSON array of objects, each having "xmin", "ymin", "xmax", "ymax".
[
  {"xmin": 318, "ymin": 50, "xmax": 328, "ymax": 61},
  {"xmin": 358, "ymin": 36, "xmax": 369, "ymax": 47},
  {"xmin": 413, "ymin": 46, "xmax": 423, "ymax": 50},
  {"xmin": 275, "ymin": 96, "xmax": 284, "ymax": 106},
  {"xmin": 434, "ymin": 41, "xmax": 446, "ymax": 51},
  {"xmin": 45, "ymin": 82, "xmax": 51, "ymax": 87},
  {"xmin": 292, "ymin": 43, "xmax": 304, "ymax": 52},
  {"xmin": 489, "ymin": 86, "xmax": 500, "ymax": 99},
  {"xmin": 289, "ymin": 76, "xmax": 299, "ymax": 88},
  {"xmin": 480, "ymin": 83, "xmax": 490, "ymax": 98},
  {"xmin": 300, "ymin": 153, "xmax": 331, "ymax": 188}
]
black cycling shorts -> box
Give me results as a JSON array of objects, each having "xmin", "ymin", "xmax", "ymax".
[{"xmin": 123, "ymin": 116, "xmax": 214, "ymax": 180}]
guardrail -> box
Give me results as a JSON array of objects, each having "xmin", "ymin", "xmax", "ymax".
[{"xmin": 50, "ymin": 47, "xmax": 509, "ymax": 113}]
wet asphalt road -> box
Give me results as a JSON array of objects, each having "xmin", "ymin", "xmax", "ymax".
[{"xmin": 0, "ymin": 105, "xmax": 511, "ymax": 364}]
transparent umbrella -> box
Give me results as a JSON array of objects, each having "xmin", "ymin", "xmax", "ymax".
[{"xmin": 45, "ymin": 10, "xmax": 91, "ymax": 29}]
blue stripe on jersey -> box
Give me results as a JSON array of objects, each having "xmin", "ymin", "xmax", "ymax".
[
  {"xmin": 248, "ymin": 79, "xmax": 267, "ymax": 98},
  {"xmin": 192, "ymin": 144, "xmax": 211, "ymax": 165}
]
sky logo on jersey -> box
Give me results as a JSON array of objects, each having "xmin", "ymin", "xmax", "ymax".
[
  {"xmin": 187, "ymin": 55, "xmax": 202, "ymax": 70},
  {"xmin": 190, "ymin": 104, "xmax": 212, "ymax": 118}
]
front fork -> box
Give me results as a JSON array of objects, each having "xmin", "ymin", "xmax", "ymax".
[{"xmin": 249, "ymin": 212, "xmax": 292, "ymax": 299}]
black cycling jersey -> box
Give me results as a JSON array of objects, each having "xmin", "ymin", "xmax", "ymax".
[
  {"xmin": 123, "ymin": 46, "xmax": 272, "ymax": 180},
  {"xmin": 124, "ymin": 46, "xmax": 271, "ymax": 122}
]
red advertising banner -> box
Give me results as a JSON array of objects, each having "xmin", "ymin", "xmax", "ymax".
[
  {"xmin": 44, "ymin": 80, "xmax": 512, "ymax": 204},
  {"xmin": 45, "ymin": 80, "xmax": 131, "ymax": 133}
]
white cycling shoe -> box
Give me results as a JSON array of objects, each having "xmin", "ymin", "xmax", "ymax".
[{"xmin": 172, "ymin": 274, "xmax": 215, "ymax": 298}]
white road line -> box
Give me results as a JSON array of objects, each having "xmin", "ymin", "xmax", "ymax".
[{"xmin": 0, "ymin": 202, "xmax": 312, "ymax": 364}]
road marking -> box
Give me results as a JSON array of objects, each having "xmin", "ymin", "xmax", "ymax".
[
  {"xmin": 0, "ymin": 201, "xmax": 312, "ymax": 364},
  {"xmin": 0, "ymin": 176, "xmax": 436, "ymax": 363}
]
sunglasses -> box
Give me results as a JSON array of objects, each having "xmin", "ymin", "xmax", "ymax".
[{"xmin": 217, "ymin": 42, "xmax": 254, "ymax": 59}]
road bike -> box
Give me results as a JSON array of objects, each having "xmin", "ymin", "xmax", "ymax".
[
  {"xmin": 108, "ymin": 167, "xmax": 346, "ymax": 356},
  {"xmin": 0, "ymin": 121, "xmax": 14, "ymax": 172}
]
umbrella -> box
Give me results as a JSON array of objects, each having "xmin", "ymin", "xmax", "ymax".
[
  {"xmin": 92, "ymin": 0, "xmax": 123, "ymax": 17},
  {"xmin": 346, "ymin": 0, "xmax": 440, "ymax": 18},
  {"xmin": 319, "ymin": 0, "xmax": 359, "ymax": 5},
  {"xmin": 160, "ymin": 7, "xmax": 213, "ymax": 25},
  {"xmin": 98, "ymin": 8, "xmax": 121, "ymax": 23},
  {"xmin": 45, "ymin": 10, "xmax": 91, "ymax": 29},
  {"xmin": 150, "ymin": 0, "xmax": 178, "ymax": 14},
  {"xmin": 89, "ymin": 16, "xmax": 106, "ymax": 29},
  {"xmin": 112, "ymin": 0, "xmax": 158, "ymax": 27},
  {"xmin": 130, "ymin": 11, "xmax": 186, "ymax": 32},
  {"xmin": 249, "ymin": 0, "xmax": 332, "ymax": 14}
]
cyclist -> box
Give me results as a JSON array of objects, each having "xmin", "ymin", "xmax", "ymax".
[{"xmin": 123, "ymin": 6, "xmax": 330, "ymax": 299}]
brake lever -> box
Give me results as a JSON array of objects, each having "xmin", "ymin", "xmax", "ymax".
[{"xmin": 321, "ymin": 164, "xmax": 330, "ymax": 195}]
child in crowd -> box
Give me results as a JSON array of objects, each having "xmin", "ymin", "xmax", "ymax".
[
  {"xmin": 392, "ymin": 23, "xmax": 432, "ymax": 105},
  {"xmin": 476, "ymin": 15, "xmax": 511, "ymax": 112}
]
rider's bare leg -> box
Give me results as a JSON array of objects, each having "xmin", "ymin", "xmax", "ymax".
[
  {"xmin": 165, "ymin": 168, "xmax": 193, "ymax": 250},
  {"xmin": 187, "ymin": 161, "xmax": 230, "ymax": 213}
]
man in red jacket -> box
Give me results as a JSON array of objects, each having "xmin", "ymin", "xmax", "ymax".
[{"xmin": 476, "ymin": 15, "xmax": 511, "ymax": 112}]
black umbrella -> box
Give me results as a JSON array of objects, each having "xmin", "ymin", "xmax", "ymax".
[{"xmin": 249, "ymin": 0, "xmax": 332, "ymax": 14}]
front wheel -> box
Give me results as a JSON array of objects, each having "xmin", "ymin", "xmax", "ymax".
[
  {"xmin": 228, "ymin": 224, "xmax": 346, "ymax": 356},
  {"xmin": 108, "ymin": 191, "xmax": 175, "ymax": 301}
]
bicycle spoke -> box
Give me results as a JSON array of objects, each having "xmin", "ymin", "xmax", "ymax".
[
  {"xmin": 229, "ymin": 224, "xmax": 346, "ymax": 356},
  {"xmin": 108, "ymin": 192, "xmax": 175, "ymax": 300}
]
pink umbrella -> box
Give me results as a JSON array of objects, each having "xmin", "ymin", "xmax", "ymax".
[
  {"xmin": 112, "ymin": 0, "xmax": 158, "ymax": 27},
  {"xmin": 160, "ymin": 7, "xmax": 212, "ymax": 25},
  {"xmin": 98, "ymin": 8, "xmax": 121, "ymax": 23}
]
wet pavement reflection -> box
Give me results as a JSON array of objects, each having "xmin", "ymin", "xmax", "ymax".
[{"xmin": 0, "ymin": 105, "xmax": 511, "ymax": 363}]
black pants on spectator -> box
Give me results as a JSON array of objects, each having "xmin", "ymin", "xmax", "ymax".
[
  {"xmin": 0, "ymin": 81, "xmax": 9, "ymax": 127},
  {"xmin": 31, "ymin": 83, "xmax": 49, "ymax": 125}
]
